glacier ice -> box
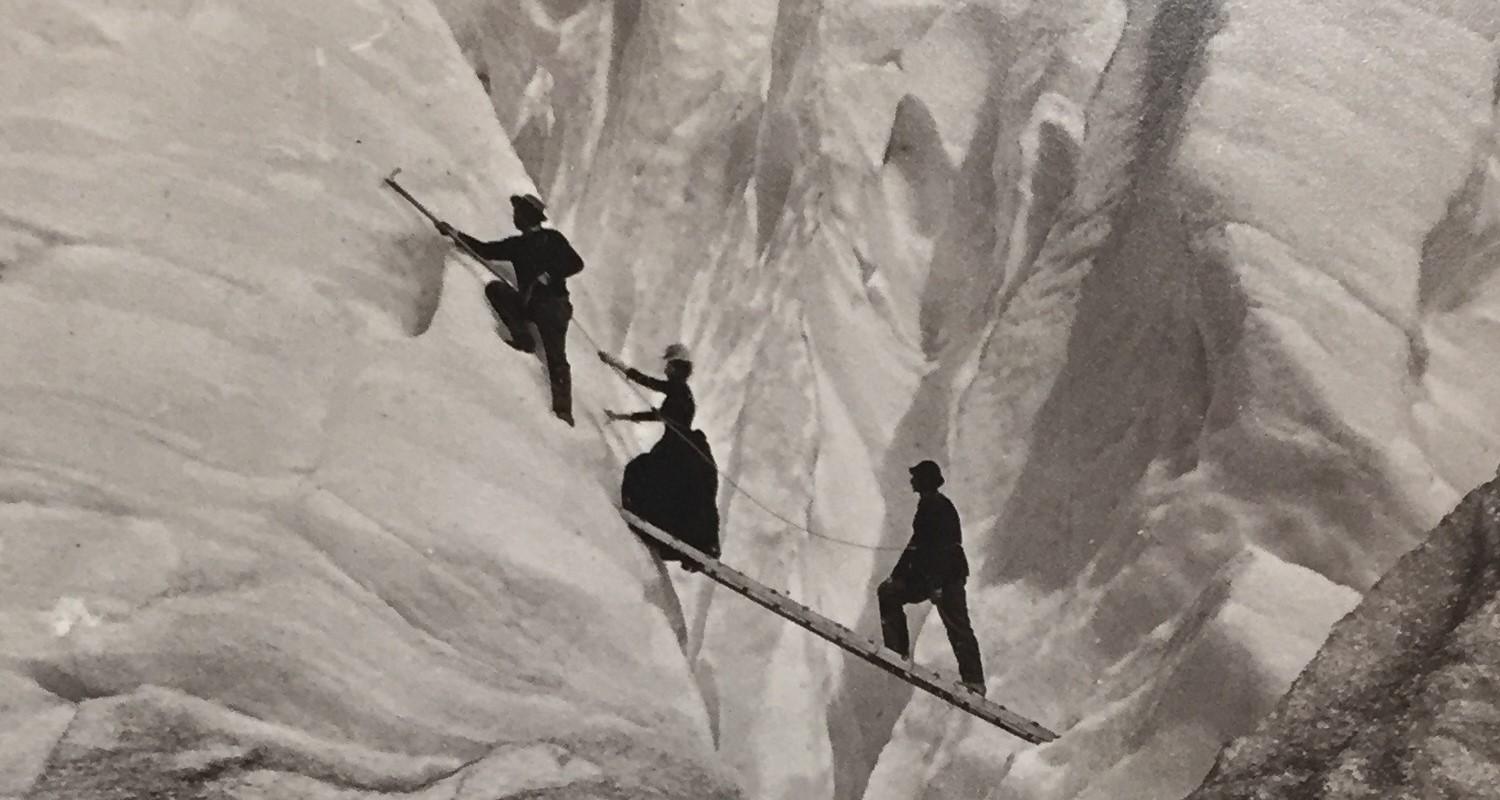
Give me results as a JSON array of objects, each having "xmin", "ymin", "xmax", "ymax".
[{"xmin": 4, "ymin": 0, "xmax": 1500, "ymax": 798}]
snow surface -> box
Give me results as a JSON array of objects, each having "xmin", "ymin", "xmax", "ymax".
[
  {"xmin": 1, "ymin": 1, "xmax": 732, "ymax": 797},
  {"xmin": 5, "ymin": 0, "xmax": 1500, "ymax": 799}
]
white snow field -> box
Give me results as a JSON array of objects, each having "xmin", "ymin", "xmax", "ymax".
[
  {"xmin": 0, "ymin": 1, "xmax": 732, "ymax": 797},
  {"xmin": 3, "ymin": 0, "xmax": 1500, "ymax": 799}
]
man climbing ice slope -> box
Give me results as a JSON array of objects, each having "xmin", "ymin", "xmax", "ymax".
[{"xmin": 436, "ymin": 194, "xmax": 583, "ymax": 425}]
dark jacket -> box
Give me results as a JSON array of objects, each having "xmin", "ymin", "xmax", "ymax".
[
  {"xmin": 891, "ymin": 491, "xmax": 969, "ymax": 588},
  {"xmin": 622, "ymin": 369, "xmax": 695, "ymax": 431},
  {"xmin": 457, "ymin": 227, "xmax": 583, "ymax": 299}
]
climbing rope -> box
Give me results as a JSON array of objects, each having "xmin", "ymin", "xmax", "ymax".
[
  {"xmin": 383, "ymin": 171, "xmax": 907, "ymax": 553},
  {"xmin": 573, "ymin": 322, "xmax": 907, "ymax": 553}
]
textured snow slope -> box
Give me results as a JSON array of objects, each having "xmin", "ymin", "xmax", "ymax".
[
  {"xmin": 0, "ymin": 2, "xmax": 734, "ymax": 797},
  {"xmin": 449, "ymin": 1, "xmax": 1500, "ymax": 799},
  {"xmin": 918, "ymin": 1, "xmax": 1500, "ymax": 798},
  {"xmin": 6, "ymin": 1, "xmax": 1500, "ymax": 799}
]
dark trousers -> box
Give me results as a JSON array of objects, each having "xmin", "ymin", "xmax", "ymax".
[
  {"xmin": 531, "ymin": 294, "xmax": 572, "ymax": 418},
  {"xmin": 484, "ymin": 281, "xmax": 572, "ymax": 417},
  {"xmin": 878, "ymin": 577, "xmax": 984, "ymax": 685}
]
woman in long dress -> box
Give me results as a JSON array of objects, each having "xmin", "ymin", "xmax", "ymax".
[{"xmin": 600, "ymin": 344, "xmax": 720, "ymax": 566}]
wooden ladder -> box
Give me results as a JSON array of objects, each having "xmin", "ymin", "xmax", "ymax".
[{"xmin": 621, "ymin": 510, "xmax": 1058, "ymax": 744}]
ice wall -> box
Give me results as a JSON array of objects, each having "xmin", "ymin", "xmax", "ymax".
[
  {"xmin": 6, "ymin": 1, "xmax": 1500, "ymax": 799},
  {"xmin": 0, "ymin": 2, "xmax": 736, "ymax": 797},
  {"xmin": 889, "ymin": 0, "xmax": 1500, "ymax": 798},
  {"xmin": 449, "ymin": 1, "xmax": 1500, "ymax": 799}
]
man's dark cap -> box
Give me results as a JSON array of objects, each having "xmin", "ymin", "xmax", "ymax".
[
  {"xmin": 510, "ymin": 193, "xmax": 547, "ymax": 221},
  {"xmin": 909, "ymin": 460, "xmax": 943, "ymax": 484}
]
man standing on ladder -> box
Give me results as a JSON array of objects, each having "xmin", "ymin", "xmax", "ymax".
[
  {"xmin": 878, "ymin": 460, "xmax": 986, "ymax": 696},
  {"xmin": 435, "ymin": 194, "xmax": 583, "ymax": 426}
]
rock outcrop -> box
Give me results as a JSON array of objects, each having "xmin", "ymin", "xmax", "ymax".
[{"xmin": 1188, "ymin": 472, "xmax": 1500, "ymax": 800}]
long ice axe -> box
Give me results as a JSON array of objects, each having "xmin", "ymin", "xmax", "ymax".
[{"xmin": 383, "ymin": 168, "xmax": 513, "ymax": 286}]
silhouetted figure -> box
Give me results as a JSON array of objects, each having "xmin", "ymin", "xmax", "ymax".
[
  {"xmin": 602, "ymin": 345, "xmax": 720, "ymax": 568},
  {"xmin": 437, "ymin": 194, "xmax": 583, "ymax": 426},
  {"xmin": 878, "ymin": 460, "xmax": 985, "ymax": 695},
  {"xmin": 601, "ymin": 343, "xmax": 696, "ymax": 431}
]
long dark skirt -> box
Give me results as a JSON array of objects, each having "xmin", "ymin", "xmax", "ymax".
[{"xmin": 622, "ymin": 430, "xmax": 720, "ymax": 563}]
